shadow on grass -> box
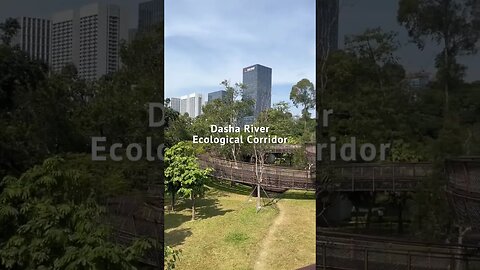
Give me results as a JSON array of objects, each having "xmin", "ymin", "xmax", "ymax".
[
  {"xmin": 164, "ymin": 212, "xmax": 191, "ymax": 230},
  {"xmin": 165, "ymin": 196, "xmax": 234, "ymax": 230},
  {"xmin": 195, "ymin": 197, "xmax": 234, "ymax": 220},
  {"xmin": 165, "ymin": 228, "xmax": 192, "ymax": 247}
]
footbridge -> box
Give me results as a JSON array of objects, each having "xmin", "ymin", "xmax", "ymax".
[
  {"xmin": 198, "ymin": 155, "xmax": 433, "ymax": 192},
  {"xmin": 317, "ymin": 229, "xmax": 480, "ymax": 270}
]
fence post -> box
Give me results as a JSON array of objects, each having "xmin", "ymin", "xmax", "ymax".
[
  {"xmin": 364, "ymin": 249, "xmax": 369, "ymax": 270},
  {"xmin": 323, "ymin": 244, "xmax": 327, "ymax": 270},
  {"xmin": 408, "ymin": 253, "xmax": 412, "ymax": 270}
]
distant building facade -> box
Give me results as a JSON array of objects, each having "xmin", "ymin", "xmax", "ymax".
[
  {"xmin": 138, "ymin": 0, "xmax": 163, "ymax": 32},
  {"xmin": 13, "ymin": 16, "xmax": 51, "ymax": 64},
  {"xmin": 51, "ymin": 3, "xmax": 128, "ymax": 80},
  {"xmin": 474, "ymin": 0, "xmax": 480, "ymax": 31},
  {"xmin": 207, "ymin": 90, "xmax": 227, "ymax": 103},
  {"xmin": 128, "ymin": 28, "xmax": 138, "ymax": 43},
  {"xmin": 406, "ymin": 71, "xmax": 430, "ymax": 90},
  {"xmin": 51, "ymin": 9, "xmax": 74, "ymax": 73},
  {"xmin": 172, "ymin": 93, "xmax": 203, "ymax": 118},
  {"xmin": 168, "ymin": 97, "xmax": 181, "ymax": 112},
  {"xmin": 242, "ymin": 64, "xmax": 272, "ymax": 119}
]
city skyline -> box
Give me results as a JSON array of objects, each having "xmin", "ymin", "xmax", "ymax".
[
  {"xmin": 2, "ymin": 0, "xmax": 160, "ymax": 80},
  {"xmin": 165, "ymin": 0, "xmax": 316, "ymax": 117},
  {"xmin": 0, "ymin": 0, "xmax": 139, "ymax": 28},
  {"xmin": 168, "ymin": 64, "xmax": 273, "ymax": 119}
]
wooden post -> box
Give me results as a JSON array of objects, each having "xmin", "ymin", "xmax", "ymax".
[
  {"xmin": 322, "ymin": 244, "xmax": 327, "ymax": 270},
  {"xmin": 364, "ymin": 249, "xmax": 369, "ymax": 269},
  {"xmin": 407, "ymin": 253, "xmax": 412, "ymax": 270}
]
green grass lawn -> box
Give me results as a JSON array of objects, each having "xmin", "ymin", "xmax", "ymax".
[
  {"xmin": 165, "ymin": 184, "xmax": 315, "ymax": 270},
  {"xmin": 255, "ymin": 198, "xmax": 316, "ymax": 270}
]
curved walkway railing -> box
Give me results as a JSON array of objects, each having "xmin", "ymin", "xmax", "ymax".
[
  {"xmin": 446, "ymin": 157, "xmax": 480, "ymax": 227},
  {"xmin": 199, "ymin": 155, "xmax": 433, "ymax": 191},
  {"xmin": 317, "ymin": 229, "xmax": 480, "ymax": 270},
  {"xmin": 198, "ymin": 155, "xmax": 315, "ymax": 190}
]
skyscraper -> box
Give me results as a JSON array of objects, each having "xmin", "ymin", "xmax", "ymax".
[
  {"xmin": 178, "ymin": 93, "xmax": 203, "ymax": 118},
  {"xmin": 474, "ymin": 0, "xmax": 480, "ymax": 31},
  {"xmin": 138, "ymin": 0, "xmax": 163, "ymax": 32},
  {"xmin": 51, "ymin": 10, "xmax": 74, "ymax": 73},
  {"xmin": 207, "ymin": 90, "xmax": 227, "ymax": 103},
  {"xmin": 168, "ymin": 97, "xmax": 181, "ymax": 112},
  {"xmin": 13, "ymin": 17, "xmax": 51, "ymax": 64},
  {"xmin": 242, "ymin": 64, "xmax": 272, "ymax": 119},
  {"xmin": 317, "ymin": 0, "xmax": 339, "ymax": 58},
  {"xmin": 51, "ymin": 3, "xmax": 128, "ymax": 80}
]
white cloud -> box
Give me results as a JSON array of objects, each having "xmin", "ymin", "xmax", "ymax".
[{"xmin": 165, "ymin": 0, "xmax": 315, "ymax": 99}]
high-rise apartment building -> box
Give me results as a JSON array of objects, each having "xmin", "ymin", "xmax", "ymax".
[
  {"xmin": 51, "ymin": 3, "xmax": 128, "ymax": 80},
  {"xmin": 207, "ymin": 90, "xmax": 227, "ymax": 103},
  {"xmin": 174, "ymin": 93, "xmax": 203, "ymax": 118},
  {"xmin": 474, "ymin": 0, "xmax": 480, "ymax": 30},
  {"xmin": 51, "ymin": 10, "xmax": 74, "ymax": 73},
  {"xmin": 168, "ymin": 97, "xmax": 181, "ymax": 112},
  {"xmin": 318, "ymin": 0, "xmax": 339, "ymax": 57},
  {"xmin": 138, "ymin": 0, "xmax": 163, "ymax": 32},
  {"xmin": 242, "ymin": 64, "xmax": 272, "ymax": 119},
  {"xmin": 13, "ymin": 17, "xmax": 51, "ymax": 63}
]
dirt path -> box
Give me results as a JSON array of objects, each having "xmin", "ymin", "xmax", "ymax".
[{"xmin": 254, "ymin": 201, "xmax": 285, "ymax": 270}]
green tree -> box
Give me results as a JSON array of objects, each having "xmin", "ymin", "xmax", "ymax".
[
  {"xmin": 193, "ymin": 80, "xmax": 253, "ymax": 161},
  {"xmin": 290, "ymin": 79, "xmax": 315, "ymax": 129},
  {"xmin": 0, "ymin": 18, "xmax": 20, "ymax": 45},
  {"xmin": 164, "ymin": 246, "xmax": 181, "ymax": 270},
  {"xmin": 164, "ymin": 142, "xmax": 211, "ymax": 220},
  {"xmin": 257, "ymin": 102, "xmax": 297, "ymax": 139},
  {"xmin": 398, "ymin": 0, "xmax": 480, "ymax": 112},
  {"xmin": 322, "ymin": 29, "xmax": 422, "ymax": 162},
  {"xmin": 0, "ymin": 157, "xmax": 151, "ymax": 269}
]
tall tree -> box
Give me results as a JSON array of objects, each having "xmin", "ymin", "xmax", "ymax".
[
  {"xmin": 0, "ymin": 18, "xmax": 20, "ymax": 46},
  {"xmin": 193, "ymin": 80, "xmax": 253, "ymax": 162},
  {"xmin": 398, "ymin": 0, "xmax": 480, "ymax": 112},
  {"xmin": 290, "ymin": 79, "xmax": 315, "ymax": 130}
]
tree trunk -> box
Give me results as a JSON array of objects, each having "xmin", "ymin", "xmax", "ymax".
[
  {"xmin": 191, "ymin": 193, "xmax": 196, "ymax": 221},
  {"xmin": 171, "ymin": 191, "xmax": 175, "ymax": 212},
  {"xmin": 256, "ymin": 183, "xmax": 261, "ymax": 212},
  {"xmin": 444, "ymin": 47, "xmax": 450, "ymax": 113},
  {"xmin": 304, "ymin": 107, "xmax": 308, "ymax": 131}
]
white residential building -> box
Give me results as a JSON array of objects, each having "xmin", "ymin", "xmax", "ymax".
[
  {"xmin": 175, "ymin": 93, "xmax": 203, "ymax": 118},
  {"xmin": 13, "ymin": 17, "xmax": 51, "ymax": 63},
  {"xmin": 51, "ymin": 3, "xmax": 128, "ymax": 80},
  {"xmin": 168, "ymin": 97, "xmax": 181, "ymax": 112}
]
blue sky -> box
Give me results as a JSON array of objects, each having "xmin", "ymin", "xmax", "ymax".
[{"xmin": 165, "ymin": 0, "xmax": 316, "ymax": 116}]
